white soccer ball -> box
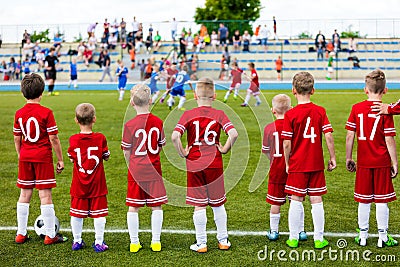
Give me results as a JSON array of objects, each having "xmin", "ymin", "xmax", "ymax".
[{"xmin": 34, "ymin": 215, "xmax": 60, "ymax": 239}]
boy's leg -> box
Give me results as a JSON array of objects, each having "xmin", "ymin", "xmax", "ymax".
[
  {"xmin": 242, "ymin": 91, "xmax": 251, "ymax": 106},
  {"xmin": 151, "ymin": 206, "xmax": 163, "ymax": 243},
  {"xmin": 73, "ymin": 79, "xmax": 78, "ymax": 88},
  {"xmin": 177, "ymin": 95, "xmax": 186, "ymax": 109},
  {"xmin": 94, "ymin": 217, "xmax": 106, "ymax": 245},
  {"xmin": 71, "ymin": 216, "xmax": 84, "ymax": 244},
  {"xmin": 254, "ymin": 94, "xmax": 261, "ymax": 106},
  {"xmin": 224, "ymin": 88, "xmax": 232, "ymax": 101},
  {"xmin": 211, "ymin": 204, "xmax": 228, "ymax": 242},
  {"xmin": 376, "ymin": 203, "xmax": 389, "ymax": 242},
  {"xmin": 269, "ymin": 205, "xmax": 280, "ymax": 233},
  {"xmin": 234, "ymin": 84, "xmax": 240, "ymax": 98},
  {"xmin": 151, "ymin": 91, "xmax": 159, "ymax": 104},
  {"xmin": 288, "ymin": 196, "xmax": 303, "ymax": 241},
  {"xmin": 39, "ymin": 189, "xmax": 56, "ymax": 238},
  {"xmin": 167, "ymin": 95, "xmax": 175, "ymax": 108},
  {"xmin": 127, "ymin": 207, "xmax": 140, "ymax": 245},
  {"xmin": 310, "ymin": 196, "xmax": 325, "ymax": 242},
  {"xmin": 119, "ymin": 88, "xmax": 125, "ymax": 101},
  {"xmin": 193, "ymin": 207, "xmax": 207, "ymax": 245},
  {"xmin": 16, "ymin": 189, "xmax": 33, "ymax": 238}
]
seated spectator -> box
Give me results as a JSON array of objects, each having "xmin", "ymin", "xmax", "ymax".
[
  {"xmin": 88, "ymin": 32, "xmax": 97, "ymax": 49},
  {"xmin": 126, "ymin": 32, "xmax": 135, "ymax": 51},
  {"xmin": 135, "ymin": 30, "xmax": 144, "ymax": 53},
  {"xmin": 83, "ymin": 46, "xmax": 93, "ymax": 66},
  {"xmin": 333, "ymin": 35, "xmax": 341, "ymax": 53},
  {"xmin": 23, "ymin": 39, "xmax": 35, "ymax": 61},
  {"xmin": 34, "ymin": 50, "xmax": 45, "ymax": 71},
  {"xmin": 8, "ymin": 57, "xmax": 18, "ymax": 80},
  {"xmin": 95, "ymin": 48, "xmax": 105, "ymax": 68},
  {"xmin": 100, "ymin": 33, "xmax": 108, "ymax": 49},
  {"xmin": 53, "ymin": 33, "xmax": 63, "ymax": 55},
  {"xmin": 233, "ymin": 30, "xmax": 242, "ymax": 52},
  {"xmin": 203, "ymin": 33, "xmax": 211, "ymax": 46},
  {"xmin": 186, "ymin": 31, "xmax": 194, "ymax": 51},
  {"xmin": 153, "ymin": 31, "xmax": 162, "ymax": 53},
  {"xmin": 211, "ymin": 30, "xmax": 219, "ymax": 52},
  {"xmin": 0, "ymin": 60, "xmax": 8, "ymax": 80},
  {"xmin": 108, "ymin": 32, "xmax": 117, "ymax": 49},
  {"xmin": 77, "ymin": 41, "xmax": 86, "ymax": 60},
  {"xmin": 22, "ymin": 30, "xmax": 30, "ymax": 47},
  {"xmin": 242, "ymin": 30, "xmax": 251, "ymax": 52},
  {"xmin": 348, "ymin": 37, "xmax": 357, "ymax": 54},
  {"xmin": 145, "ymin": 32, "xmax": 153, "ymax": 53}
]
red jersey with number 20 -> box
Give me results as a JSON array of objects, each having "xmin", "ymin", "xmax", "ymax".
[
  {"xmin": 345, "ymin": 100, "xmax": 395, "ymax": 168},
  {"xmin": 282, "ymin": 102, "xmax": 333, "ymax": 172},
  {"xmin": 13, "ymin": 103, "xmax": 58, "ymax": 163},
  {"xmin": 262, "ymin": 119, "xmax": 287, "ymax": 183},
  {"xmin": 174, "ymin": 106, "xmax": 235, "ymax": 172},
  {"xmin": 68, "ymin": 132, "xmax": 110, "ymax": 198}
]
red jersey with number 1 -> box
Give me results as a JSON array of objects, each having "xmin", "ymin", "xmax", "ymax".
[
  {"xmin": 174, "ymin": 106, "xmax": 235, "ymax": 172},
  {"xmin": 68, "ymin": 132, "xmax": 109, "ymax": 198},
  {"xmin": 13, "ymin": 103, "xmax": 58, "ymax": 163},
  {"xmin": 121, "ymin": 113, "xmax": 166, "ymax": 182},
  {"xmin": 345, "ymin": 100, "xmax": 395, "ymax": 168},
  {"xmin": 282, "ymin": 102, "xmax": 333, "ymax": 172},
  {"xmin": 262, "ymin": 119, "xmax": 287, "ymax": 183}
]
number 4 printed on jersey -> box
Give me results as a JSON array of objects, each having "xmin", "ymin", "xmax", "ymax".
[{"xmin": 303, "ymin": 117, "xmax": 317, "ymax": 143}]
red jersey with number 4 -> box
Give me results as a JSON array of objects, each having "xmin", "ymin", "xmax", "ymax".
[
  {"xmin": 68, "ymin": 133, "xmax": 109, "ymax": 198},
  {"xmin": 231, "ymin": 68, "xmax": 243, "ymax": 86},
  {"xmin": 282, "ymin": 102, "xmax": 333, "ymax": 172},
  {"xmin": 121, "ymin": 113, "xmax": 166, "ymax": 182},
  {"xmin": 249, "ymin": 69, "xmax": 259, "ymax": 92},
  {"xmin": 174, "ymin": 106, "xmax": 235, "ymax": 171},
  {"xmin": 262, "ymin": 119, "xmax": 287, "ymax": 183},
  {"xmin": 345, "ymin": 100, "xmax": 395, "ymax": 168},
  {"xmin": 13, "ymin": 103, "xmax": 58, "ymax": 163}
]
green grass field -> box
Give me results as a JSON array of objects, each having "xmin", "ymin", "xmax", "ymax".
[{"xmin": 1, "ymin": 88, "xmax": 400, "ymax": 266}]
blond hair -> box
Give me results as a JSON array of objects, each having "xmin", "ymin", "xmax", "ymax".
[
  {"xmin": 75, "ymin": 103, "xmax": 96, "ymax": 125},
  {"xmin": 195, "ymin": 77, "xmax": 214, "ymax": 98},
  {"xmin": 292, "ymin": 71, "xmax": 314, "ymax": 95},
  {"xmin": 272, "ymin": 94, "xmax": 291, "ymax": 115},
  {"xmin": 131, "ymin": 83, "xmax": 151, "ymax": 106},
  {"xmin": 365, "ymin": 69, "xmax": 386, "ymax": 94}
]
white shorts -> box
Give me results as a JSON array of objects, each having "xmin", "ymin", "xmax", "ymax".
[{"xmin": 327, "ymin": 67, "xmax": 333, "ymax": 72}]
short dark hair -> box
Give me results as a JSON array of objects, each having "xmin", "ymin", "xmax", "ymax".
[
  {"xmin": 248, "ymin": 62, "xmax": 255, "ymax": 68},
  {"xmin": 292, "ymin": 71, "xmax": 314, "ymax": 95},
  {"xmin": 21, "ymin": 73, "xmax": 45, "ymax": 99}
]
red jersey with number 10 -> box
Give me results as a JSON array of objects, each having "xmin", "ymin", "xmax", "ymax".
[
  {"xmin": 345, "ymin": 100, "xmax": 395, "ymax": 168},
  {"xmin": 68, "ymin": 132, "xmax": 110, "ymax": 198},
  {"xmin": 174, "ymin": 106, "xmax": 235, "ymax": 171},
  {"xmin": 13, "ymin": 103, "xmax": 58, "ymax": 163},
  {"xmin": 282, "ymin": 102, "xmax": 333, "ymax": 172}
]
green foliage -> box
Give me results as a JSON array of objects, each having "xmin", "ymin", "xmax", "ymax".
[
  {"xmin": 194, "ymin": 0, "xmax": 262, "ymax": 35},
  {"xmin": 340, "ymin": 30, "xmax": 362, "ymax": 38},
  {"xmin": 73, "ymin": 33, "xmax": 83, "ymax": 43},
  {"xmin": 30, "ymin": 29, "xmax": 50, "ymax": 43},
  {"xmin": 298, "ymin": 31, "xmax": 312, "ymax": 39}
]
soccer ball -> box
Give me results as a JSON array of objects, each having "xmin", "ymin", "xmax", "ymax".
[{"xmin": 34, "ymin": 215, "xmax": 60, "ymax": 239}]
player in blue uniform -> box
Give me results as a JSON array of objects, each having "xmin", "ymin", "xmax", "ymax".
[
  {"xmin": 116, "ymin": 59, "xmax": 129, "ymax": 101},
  {"xmin": 68, "ymin": 58, "xmax": 78, "ymax": 88},
  {"xmin": 149, "ymin": 64, "xmax": 160, "ymax": 104},
  {"xmin": 22, "ymin": 58, "xmax": 31, "ymax": 75},
  {"xmin": 167, "ymin": 65, "xmax": 193, "ymax": 110}
]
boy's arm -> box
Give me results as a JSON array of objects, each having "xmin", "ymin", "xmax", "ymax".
[
  {"xmin": 14, "ymin": 135, "xmax": 21, "ymax": 159},
  {"xmin": 385, "ymin": 136, "xmax": 398, "ymax": 178},
  {"xmin": 171, "ymin": 130, "xmax": 190, "ymax": 158},
  {"xmin": 345, "ymin": 130, "xmax": 356, "ymax": 172},
  {"xmin": 325, "ymin": 132, "xmax": 336, "ymax": 171},
  {"xmin": 123, "ymin": 150, "xmax": 131, "ymax": 163},
  {"xmin": 283, "ymin": 140, "xmax": 291, "ymax": 174},
  {"xmin": 49, "ymin": 134, "xmax": 64, "ymax": 173},
  {"xmin": 216, "ymin": 128, "xmax": 238, "ymax": 154}
]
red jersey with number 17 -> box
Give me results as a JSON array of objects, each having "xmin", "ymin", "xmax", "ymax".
[
  {"xmin": 262, "ymin": 119, "xmax": 287, "ymax": 183},
  {"xmin": 68, "ymin": 132, "xmax": 110, "ymax": 198},
  {"xmin": 174, "ymin": 106, "xmax": 235, "ymax": 172},
  {"xmin": 345, "ymin": 100, "xmax": 395, "ymax": 168},
  {"xmin": 13, "ymin": 103, "xmax": 58, "ymax": 163},
  {"xmin": 282, "ymin": 102, "xmax": 333, "ymax": 172},
  {"xmin": 121, "ymin": 113, "xmax": 166, "ymax": 182}
]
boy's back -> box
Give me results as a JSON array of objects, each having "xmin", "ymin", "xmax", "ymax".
[
  {"xmin": 68, "ymin": 132, "xmax": 109, "ymax": 198},
  {"xmin": 263, "ymin": 119, "xmax": 286, "ymax": 181},
  {"xmin": 346, "ymin": 100, "xmax": 395, "ymax": 168},
  {"xmin": 282, "ymin": 102, "xmax": 333, "ymax": 172}
]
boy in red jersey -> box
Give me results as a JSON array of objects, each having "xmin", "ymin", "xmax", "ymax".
[
  {"xmin": 172, "ymin": 77, "xmax": 238, "ymax": 253},
  {"xmin": 262, "ymin": 94, "xmax": 307, "ymax": 242},
  {"xmin": 241, "ymin": 62, "xmax": 261, "ymax": 107},
  {"xmin": 13, "ymin": 73, "xmax": 67, "ymax": 245},
  {"xmin": 282, "ymin": 72, "xmax": 336, "ymax": 249},
  {"xmin": 121, "ymin": 84, "xmax": 168, "ymax": 253},
  {"xmin": 223, "ymin": 62, "xmax": 243, "ymax": 103},
  {"xmin": 159, "ymin": 62, "xmax": 178, "ymax": 103},
  {"xmin": 68, "ymin": 103, "xmax": 110, "ymax": 252},
  {"xmin": 346, "ymin": 69, "xmax": 398, "ymax": 248}
]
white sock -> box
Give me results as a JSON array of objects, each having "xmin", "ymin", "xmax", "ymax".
[
  {"xmin": 178, "ymin": 96, "xmax": 186, "ymax": 109},
  {"xmin": 167, "ymin": 96, "xmax": 174, "ymax": 107},
  {"xmin": 127, "ymin": 212, "xmax": 139, "ymax": 244},
  {"xmin": 151, "ymin": 210, "xmax": 163, "ymax": 243},
  {"xmin": 41, "ymin": 204, "xmax": 55, "ymax": 238},
  {"xmin": 211, "ymin": 205, "xmax": 228, "ymax": 242},
  {"xmin": 270, "ymin": 213, "xmax": 280, "ymax": 233},
  {"xmin": 68, "ymin": 80, "xmax": 72, "ymax": 86},
  {"xmin": 224, "ymin": 90, "xmax": 231, "ymax": 100},
  {"xmin": 311, "ymin": 202, "xmax": 325, "ymax": 242},
  {"xmin": 17, "ymin": 202, "xmax": 29, "ymax": 236},
  {"xmin": 193, "ymin": 209, "xmax": 207, "ymax": 245},
  {"xmin": 288, "ymin": 200, "xmax": 302, "ymax": 240},
  {"xmin": 94, "ymin": 217, "xmax": 106, "ymax": 245},
  {"xmin": 234, "ymin": 87, "xmax": 239, "ymax": 97},
  {"xmin": 358, "ymin": 203, "xmax": 371, "ymax": 239},
  {"xmin": 244, "ymin": 93, "xmax": 251, "ymax": 104},
  {"xmin": 73, "ymin": 80, "xmax": 78, "ymax": 87},
  {"xmin": 71, "ymin": 216, "xmax": 83, "ymax": 243},
  {"xmin": 255, "ymin": 95, "xmax": 261, "ymax": 103},
  {"xmin": 119, "ymin": 90, "xmax": 125, "ymax": 99},
  {"xmin": 376, "ymin": 203, "xmax": 389, "ymax": 242},
  {"xmin": 300, "ymin": 202, "xmax": 305, "ymax": 232},
  {"xmin": 151, "ymin": 92, "xmax": 159, "ymax": 104}
]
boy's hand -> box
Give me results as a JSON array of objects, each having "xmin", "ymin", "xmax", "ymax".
[
  {"xmin": 391, "ymin": 165, "xmax": 398, "ymax": 178},
  {"xmin": 56, "ymin": 161, "xmax": 64, "ymax": 174},
  {"xmin": 216, "ymin": 143, "xmax": 226, "ymax": 154},
  {"xmin": 327, "ymin": 159, "xmax": 336, "ymax": 171},
  {"xmin": 182, "ymin": 145, "xmax": 192, "ymax": 158},
  {"xmin": 346, "ymin": 159, "xmax": 356, "ymax": 172},
  {"xmin": 285, "ymin": 165, "xmax": 289, "ymax": 174},
  {"xmin": 371, "ymin": 102, "xmax": 389, "ymax": 115}
]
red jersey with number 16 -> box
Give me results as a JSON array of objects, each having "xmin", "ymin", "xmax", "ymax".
[
  {"xmin": 282, "ymin": 102, "xmax": 333, "ymax": 172},
  {"xmin": 345, "ymin": 100, "xmax": 395, "ymax": 168},
  {"xmin": 68, "ymin": 132, "xmax": 110, "ymax": 198},
  {"xmin": 174, "ymin": 106, "xmax": 235, "ymax": 172},
  {"xmin": 13, "ymin": 103, "xmax": 58, "ymax": 163}
]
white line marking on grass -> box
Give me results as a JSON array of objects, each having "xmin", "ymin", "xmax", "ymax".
[{"xmin": 1, "ymin": 226, "xmax": 397, "ymax": 238}]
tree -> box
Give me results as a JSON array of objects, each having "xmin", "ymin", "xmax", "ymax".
[{"xmin": 194, "ymin": 0, "xmax": 262, "ymax": 35}]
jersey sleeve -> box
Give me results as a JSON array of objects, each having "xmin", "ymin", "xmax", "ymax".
[
  {"xmin": 322, "ymin": 110, "xmax": 333, "ymax": 133},
  {"xmin": 46, "ymin": 110, "xmax": 58, "ymax": 135},
  {"xmin": 220, "ymin": 111, "xmax": 234, "ymax": 134},
  {"xmin": 102, "ymin": 134, "xmax": 110, "ymax": 159},
  {"xmin": 159, "ymin": 124, "xmax": 166, "ymax": 147},
  {"xmin": 13, "ymin": 113, "xmax": 22, "ymax": 136},
  {"xmin": 174, "ymin": 112, "xmax": 188, "ymax": 135},
  {"xmin": 262, "ymin": 126, "xmax": 270, "ymax": 153},
  {"xmin": 345, "ymin": 107, "xmax": 356, "ymax": 132},
  {"xmin": 67, "ymin": 136, "xmax": 76, "ymax": 161},
  {"xmin": 121, "ymin": 124, "xmax": 133, "ymax": 150},
  {"xmin": 383, "ymin": 115, "xmax": 396, "ymax": 136},
  {"xmin": 281, "ymin": 114, "xmax": 293, "ymax": 140},
  {"xmin": 388, "ymin": 100, "xmax": 400, "ymax": 115}
]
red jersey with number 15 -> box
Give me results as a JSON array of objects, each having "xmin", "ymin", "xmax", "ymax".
[
  {"xmin": 282, "ymin": 102, "xmax": 333, "ymax": 172},
  {"xmin": 174, "ymin": 106, "xmax": 235, "ymax": 172},
  {"xmin": 121, "ymin": 113, "xmax": 166, "ymax": 182},
  {"xmin": 345, "ymin": 100, "xmax": 395, "ymax": 168},
  {"xmin": 13, "ymin": 103, "xmax": 58, "ymax": 163},
  {"xmin": 262, "ymin": 119, "xmax": 287, "ymax": 183},
  {"xmin": 68, "ymin": 132, "xmax": 110, "ymax": 198}
]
